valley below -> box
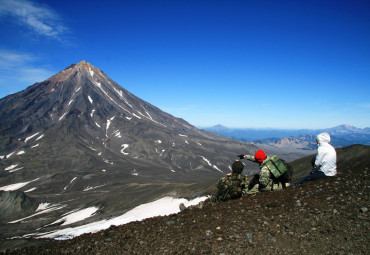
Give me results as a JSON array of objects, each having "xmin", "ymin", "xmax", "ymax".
[{"xmin": 1, "ymin": 145, "xmax": 369, "ymax": 254}]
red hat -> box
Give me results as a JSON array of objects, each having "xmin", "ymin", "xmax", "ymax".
[{"xmin": 254, "ymin": 149, "xmax": 267, "ymax": 163}]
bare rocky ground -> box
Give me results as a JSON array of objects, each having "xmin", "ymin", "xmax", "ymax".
[{"xmin": 1, "ymin": 147, "xmax": 369, "ymax": 255}]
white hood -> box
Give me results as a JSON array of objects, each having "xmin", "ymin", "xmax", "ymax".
[
  {"xmin": 316, "ymin": 132, "xmax": 331, "ymax": 144},
  {"xmin": 315, "ymin": 132, "xmax": 337, "ymax": 176}
]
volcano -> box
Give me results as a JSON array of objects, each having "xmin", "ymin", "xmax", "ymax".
[{"xmin": 0, "ymin": 61, "xmax": 257, "ymax": 242}]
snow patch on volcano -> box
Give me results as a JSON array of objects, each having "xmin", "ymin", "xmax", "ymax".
[
  {"xmin": 29, "ymin": 196, "xmax": 207, "ymax": 240},
  {"xmin": 25, "ymin": 132, "xmax": 40, "ymax": 143},
  {"xmin": 0, "ymin": 178, "xmax": 39, "ymax": 191}
]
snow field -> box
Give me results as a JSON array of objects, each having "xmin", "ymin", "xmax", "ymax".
[
  {"xmin": 47, "ymin": 207, "xmax": 99, "ymax": 227},
  {"xmin": 31, "ymin": 196, "xmax": 208, "ymax": 240},
  {"xmin": 9, "ymin": 203, "xmax": 67, "ymax": 224},
  {"xmin": 0, "ymin": 178, "xmax": 39, "ymax": 191},
  {"xmin": 25, "ymin": 132, "xmax": 40, "ymax": 143}
]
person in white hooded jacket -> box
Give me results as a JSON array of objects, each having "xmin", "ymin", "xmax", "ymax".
[{"xmin": 291, "ymin": 132, "xmax": 337, "ymax": 185}]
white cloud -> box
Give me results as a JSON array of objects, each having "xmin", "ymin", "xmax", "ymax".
[
  {"xmin": 0, "ymin": 0, "xmax": 69, "ymax": 98},
  {"xmin": 0, "ymin": 49, "xmax": 55, "ymax": 98},
  {"xmin": 18, "ymin": 66, "xmax": 55, "ymax": 83},
  {"xmin": 0, "ymin": 50, "xmax": 35, "ymax": 68},
  {"xmin": 0, "ymin": 0, "xmax": 68, "ymax": 40}
]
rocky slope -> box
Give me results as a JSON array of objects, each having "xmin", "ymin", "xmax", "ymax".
[
  {"xmin": 1, "ymin": 145, "xmax": 369, "ymax": 254},
  {"xmin": 0, "ymin": 191, "xmax": 38, "ymax": 221},
  {"xmin": 0, "ymin": 61, "xmax": 258, "ymax": 244},
  {"xmin": 0, "ymin": 61, "xmax": 257, "ymax": 184}
]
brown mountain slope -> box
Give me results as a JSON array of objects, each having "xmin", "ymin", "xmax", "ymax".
[{"xmin": 1, "ymin": 144, "xmax": 369, "ymax": 254}]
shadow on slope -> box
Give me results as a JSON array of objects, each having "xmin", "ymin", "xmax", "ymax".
[{"xmin": 0, "ymin": 191, "xmax": 38, "ymax": 222}]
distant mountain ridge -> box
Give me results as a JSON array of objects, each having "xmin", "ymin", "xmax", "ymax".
[{"xmin": 204, "ymin": 124, "xmax": 370, "ymax": 146}]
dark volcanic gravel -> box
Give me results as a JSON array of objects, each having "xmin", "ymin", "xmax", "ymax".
[{"xmin": 1, "ymin": 163, "xmax": 369, "ymax": 254}]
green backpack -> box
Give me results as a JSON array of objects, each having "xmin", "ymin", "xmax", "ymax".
[{"xmin": 264, "ymin": 155, "xmax": 293, "ymax": 186}]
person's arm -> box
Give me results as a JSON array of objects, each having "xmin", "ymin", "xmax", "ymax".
[
  {"xmin": 238, "ymin": 154, "xmax": 257, "ymax": 162},
  {"xmin": 314, "ymin": 147, "xmax": 324, "ymax": 171}
]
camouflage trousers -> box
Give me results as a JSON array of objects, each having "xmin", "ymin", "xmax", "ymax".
[
  {"xmin": 246, "ymin": 183, "xmax": 284, "ymax": 194},
  {"xmin": 246, "ymin": 174, "xmax": 284, "ymax": 194}
]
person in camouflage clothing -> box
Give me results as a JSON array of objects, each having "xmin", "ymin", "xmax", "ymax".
[
  {"xmin": 213, "ymin": 161, "xmax": 249, "ymax": 201},
  {"xmin": 238, "ymin": 149, "xmax": 280, "ymax": 192}
]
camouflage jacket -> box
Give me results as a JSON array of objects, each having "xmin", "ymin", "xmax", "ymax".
[
  {"xmin": 244, "ymin": 155, "xmax": 274, "ymax": 191},
  {"xmin": 215, "ymin": 173, "xmax": 249, "ymax": 201}
]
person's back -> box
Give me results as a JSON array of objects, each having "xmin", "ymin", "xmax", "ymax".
[
  {"xmin": 291, "ymin": 132, "xmax": 337, "ymax": 186},
  {"xmin": 315, "ymin": 132, "xmax": 337, "ymax": 176},
  {"xmin": 215, "ymin": 161, "xmax": 248, "ymax": 201}
]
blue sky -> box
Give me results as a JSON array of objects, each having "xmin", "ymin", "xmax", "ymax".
[{"xmin": 0, "ymin": 0, "xmax": 369, "ymax": 129}]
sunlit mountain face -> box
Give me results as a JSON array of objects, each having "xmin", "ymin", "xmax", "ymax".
[{"xmin": 0, "ymin": 61, "xmax": 258, "ymax": 243}]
